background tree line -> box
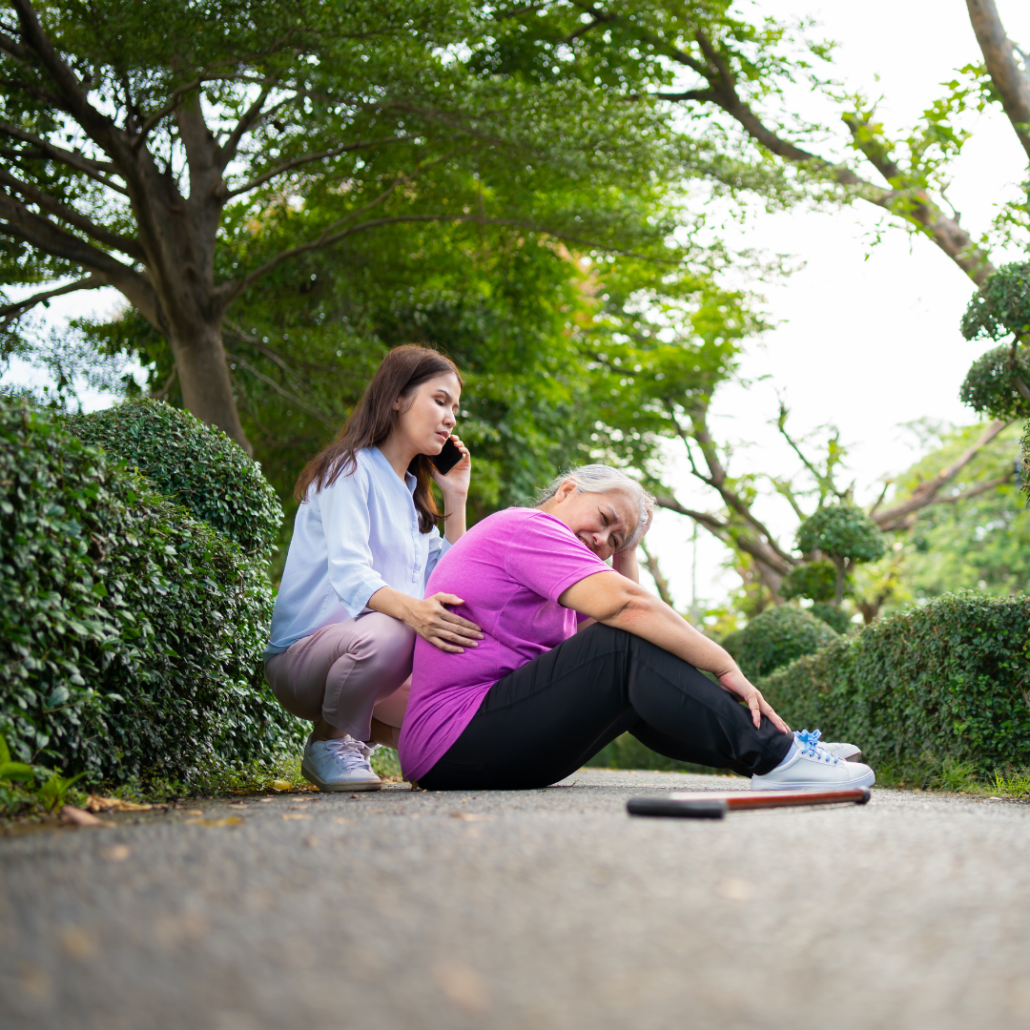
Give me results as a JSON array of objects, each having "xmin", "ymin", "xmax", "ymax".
[{"xmin": 1, "ymin": 0, "xmax": 1027, "ymax": 616}]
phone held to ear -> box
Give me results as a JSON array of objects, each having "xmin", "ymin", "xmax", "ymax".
[{"xmin": 430, "ymin": 437, "xmax": 463, "ymax": 476}]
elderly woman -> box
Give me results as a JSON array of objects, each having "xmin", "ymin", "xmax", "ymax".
[{"xmin": 398, "ymin": 466, "xmax": 874, "ymax": 791}]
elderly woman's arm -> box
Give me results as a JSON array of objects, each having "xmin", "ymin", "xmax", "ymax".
[{"xmin": 559, "ymin": 571, "xmax": 790, "ymax": 733}]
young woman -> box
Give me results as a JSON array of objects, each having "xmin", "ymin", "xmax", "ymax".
[
  {"xmin": 398, "ymin": 465, "xmax": 873, "ymax": 791},
  {"xmin": 264, "ymin": 346, "xmax": 483, "ymax": 792}
]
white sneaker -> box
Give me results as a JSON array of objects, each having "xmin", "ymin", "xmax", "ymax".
[
  {"xmin": 301, "ymin": 737, "xmax": 382, "ymax": 792},
  {"xmin": 796, "ymin": 729, "xmax": 861, "ymax": 762},
  {"xmin": 752, "ymin": 732, "xmax": 875, "ymax": 791}
]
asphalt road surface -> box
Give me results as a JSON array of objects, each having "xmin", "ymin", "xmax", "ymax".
[{"xmin": 4, "ymin": 769, "xmax": 1030, "ymax": 1030}]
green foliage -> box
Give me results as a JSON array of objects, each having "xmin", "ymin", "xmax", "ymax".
[
  {"xmin": 759, "ymin": 592, "xmax": 1030, "ymax": 778},
  {"xmin": 797, "ymin": 503, "xmax": 887, "ymax": 565},
  {"xmin": 722, "ymin": 605, "xmax": 838, "ymax": 682},
  {"xmin": 961, "ymin": 263, "xmax": 1030, "ymax": 343},
  {"xmin": 0, "ymin": 732, "xmax": 33, "ymax": 783},
  {"xmin": 0, "ymin": 396, "xmax": 304, "ymax": 785},
  {"xmin": 64, "ymin": 400, "xmax": 281, "ymax": 557},
  {"xmin": 960, "ymin": 344, "xmax": 1030, "ymax": 421},
  {"xmin": 781, "ymin": 560, "xmax": 839, "ymax": 602},
  {"xmin": 890, "ymin": 423, "xmax": 1027, "ymax": 604},
  {"xmin": 37, "ymin": 770, "xmax": 86, "ymax": 812},
  {"xmin": 809, "ymin": 603, "xmax": 852, "ymax": 635},
  {"xmin": 960, "ymin": 264, "xmax": 1030, "ymax": 420}
]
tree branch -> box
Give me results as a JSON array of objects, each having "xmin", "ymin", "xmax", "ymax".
[
  {"xmin": 0, "ymin": 191, "xmax": 157, "ymax": 321},
  {"xmin": 0, "ymin": 274, "xmax": 105, "ymax": 331},
  {"xmin": 218, "ymin": 80, "xmax": 278, "ymax": 169},
  {"xmin": 873, "ymin": 418, "xmax": 1012, "ymax": 531},
  {"xmin": 9, "ymin": 0, "xmax": 129, "ymax": 166},
  {"xmin": 0, "ymin": 119, "xmax": 128, "ymax": 194},
  {"xmin": 227, "ymin": 135, "xmax": 414, "ymax": 197},
  {"xmin": 0, "ymin": 167, "xmax": 144, "ymax": 259},
  {"xmin": 966, "ymin": 0, "xmax": 1030, "ymax": 162},
  {"xmin": 638, "ymin": 539, "xmax": 675, "ymax": 607},
  {"xmin": 224, "ymin": 349, "xmax": 336, "ymax": 428}
]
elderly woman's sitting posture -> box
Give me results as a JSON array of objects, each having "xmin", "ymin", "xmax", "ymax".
[{"xmin": 398, "ymin": 466, "xmax": 874, "ymax": 792}]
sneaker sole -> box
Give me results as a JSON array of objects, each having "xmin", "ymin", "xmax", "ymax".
[
  {"xmin": 752, "ymin": 768, "xmax": 876, "ymax": 791},
  {"xmin": 301, "ymin": 763, "xmax": 382, "ymax": 792}
]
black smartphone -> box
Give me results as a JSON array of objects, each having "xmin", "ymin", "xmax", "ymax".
[{"xmin": 430, "ymin": 436, "xmax": 463, "ymax": 475}]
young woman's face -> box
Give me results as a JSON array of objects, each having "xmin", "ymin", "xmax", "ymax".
[
  {"xmin": 393, "ymin": 372, "xmax": 462, "ymax": 455},
  {"xmin": 545, "ymin": 481, "xmax": 638, "ymax": 560}
]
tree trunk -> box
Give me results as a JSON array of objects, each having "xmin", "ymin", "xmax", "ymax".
[{"xmin": 166, "ymin": 320, "xmax": 252, "ymax": 455}]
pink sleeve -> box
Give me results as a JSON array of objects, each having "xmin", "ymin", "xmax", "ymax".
[{"xmin": 503, "ymin": 512, "xmax": 613, "ymax": 603}]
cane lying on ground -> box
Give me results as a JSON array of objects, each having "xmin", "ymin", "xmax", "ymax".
[{"xmin": 627, "ymin": 787, "xmax": 873, "ymax": 820}]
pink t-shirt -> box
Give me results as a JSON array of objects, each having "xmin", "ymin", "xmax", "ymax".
[{"xmin": 398, "ymin": 508, "xmax": 613, "ymax": 782}]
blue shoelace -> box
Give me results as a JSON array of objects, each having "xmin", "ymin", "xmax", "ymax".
[{"xmin": 795, "ymin": 728, "xmax": 839, "ymax": 764}]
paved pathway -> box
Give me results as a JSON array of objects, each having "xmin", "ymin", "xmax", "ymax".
[{"xmin": 4, "ymin": 769, "xmax": 1030, "ymax": 1030}]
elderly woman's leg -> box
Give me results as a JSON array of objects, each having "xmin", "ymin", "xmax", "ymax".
[{"xmin": 418, "ymin": 622, "xmax": 791, "ymax": 791}]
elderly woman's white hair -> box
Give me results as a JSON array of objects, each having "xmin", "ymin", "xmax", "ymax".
[{"xmin": 536, "ymin": 465, "xmax": 655, "ymax": 550}]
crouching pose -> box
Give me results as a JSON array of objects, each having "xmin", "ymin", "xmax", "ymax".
[
  {"xmin": 398, "ymin": 466, "xmax": 875, "ymax": 792},
  {"xmin": 264, "ymin": 346, "xmax": 482, "ymax": 792}
]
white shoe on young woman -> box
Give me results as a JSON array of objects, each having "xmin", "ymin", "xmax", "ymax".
[
  {"xmin": 751, "ymin": 730, "xmax": 875, "ymax": 791},
  {"xmin": 302, "ymin": 737, "xmax": 382, "ymax": 792}
]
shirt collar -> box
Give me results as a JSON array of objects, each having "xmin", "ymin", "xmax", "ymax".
[{"xmin": 370, "ymin": 446, "xmax": 417, "ymax": 496}]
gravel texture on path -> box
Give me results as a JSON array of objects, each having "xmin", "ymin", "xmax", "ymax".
[{"xmin": 3, "ymin": 769, "xmax": 1030, "ymax": 1030}]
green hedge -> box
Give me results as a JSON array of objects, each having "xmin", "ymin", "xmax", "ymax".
[
  {"xmin": 0, "ymin": 397, "xmax": 303, "ymax": 784},
  {"xmin": 758, "ymin": 592, "xmax": 1030, "ymax": 777},
  {"xmin": 723, "ymin": 605, "xmax": 839, "ymax": 682},
  {"xmin": 64, "ymin": 400, "xmax": 280, "ymax": 557}
]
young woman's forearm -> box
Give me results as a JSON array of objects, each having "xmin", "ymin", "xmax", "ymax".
[{"xmin": 441, "ymin": 491, "xmax": 467, "ymax": 544}]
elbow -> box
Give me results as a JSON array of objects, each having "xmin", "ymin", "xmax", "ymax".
[{"xmin": 603, "ymin": 586, "xmax": 662, "ymax": 626}]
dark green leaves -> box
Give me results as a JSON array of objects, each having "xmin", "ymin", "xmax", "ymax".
[{"xmin": 0, "ymin": 396, "xmax": 303, "ymax": 784}]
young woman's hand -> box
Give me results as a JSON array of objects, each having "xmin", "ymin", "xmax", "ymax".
[
  {"xmin": 717, "ymin": 667, "xmax": 791, "ymax": 733},
  {"xmin": 406, "ymin": 592, "xmax": 483, "ymax": 653},
  {"xmin": 432, "ymin": 434, "xmax": 471, "ymax": 498}
]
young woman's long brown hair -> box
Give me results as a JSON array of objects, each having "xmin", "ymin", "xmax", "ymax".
[{"xmin": 294, "ymin": 345, "xmax": 463, "ymax": 533}]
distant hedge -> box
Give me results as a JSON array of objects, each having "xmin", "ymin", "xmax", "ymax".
[
  {"xmin": 758, "ymin": 592, "xmax": 1030, "ymax": 777},
  {"xmin": 65, "ymin": 400, "xmax": 280, "ymax": 557},
  {"xmin": 0, "ymin": 398, "xmax": 303, "ymax": 783},
  {"xmin": 723, "ymin": 605, "xmax": 838, "ymax": 682}
]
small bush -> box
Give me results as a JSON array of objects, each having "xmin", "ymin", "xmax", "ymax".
[
  {"xmin": 0, "ymin": 398, "xmax": 303, "ymax": 785},
  {"xmin": 64, "ymin": 400, "xmax": 280, "ymax": 557},
  {"xmin": 722, "ymin": 606, "xmax": 838, "ymax": 682},
  {"xmin": 758, "ymin": 592, "xmax": 1030, "ymax": 778}
]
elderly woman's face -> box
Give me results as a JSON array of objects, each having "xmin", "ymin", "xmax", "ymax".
[{"xmin": 544, "ymin": 481, "xmax": 638, "ymax": 560}]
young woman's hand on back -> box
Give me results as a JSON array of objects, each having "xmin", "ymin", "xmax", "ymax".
[{"xmin": 367, "ymin": 585, "xmax": 483, "ymax": 653}]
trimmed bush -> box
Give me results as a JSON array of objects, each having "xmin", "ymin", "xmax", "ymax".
[
  {"xmin": 722, "ymin": 605, "xmax": 838, "ymax": 682},
  {"xmin": 758, "ymin": 592, "xmax": 1030, "ymax": 777},
  {"xmin": 64, "ymin": 400, "xmax": 280, "ymax": 557},
  {"xmin": 0, "ymin": 398, "xmax": 302, "ymax": 783}
]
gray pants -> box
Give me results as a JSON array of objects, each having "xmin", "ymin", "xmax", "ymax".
[{"xmin": 264, "ymin": 612, "xmax": 415, "ymax": 742}]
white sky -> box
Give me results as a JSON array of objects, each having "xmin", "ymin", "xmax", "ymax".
[{"xmin": 4, "ymin": 0, "xmax": 1029, "ymax": 611}]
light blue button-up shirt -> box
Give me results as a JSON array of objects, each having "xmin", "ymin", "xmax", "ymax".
[{"xmin": 265, "ymin": 447, "xmax": 450, "ymax": 657}]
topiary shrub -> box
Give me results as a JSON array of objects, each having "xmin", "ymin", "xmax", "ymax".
[
  {"xmin": 758, "ymin": 592, "xmax": 1030, "ymax": 778},
  {"xmin": 64, "ymin": 400, "xmax": 280, "ymax": 557},
  {"xmin": 722, "ymin": 605, "xmax": 838, "ymax": 682},
  {"xmin": 0, "ymin": 397, "xmax": 303, "ymax": 784}
]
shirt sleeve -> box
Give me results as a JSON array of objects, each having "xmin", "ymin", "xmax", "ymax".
[
  {"xmin": 503, "ymin": 511, "xmax": 613, "ymax": 605},
  {"xmin": 318, "ymin": 466, "xmax": 390, "ymax": 616},
  {"xmin": 424, "ymin": 527, "xmax": 451, "ymax": 593}
]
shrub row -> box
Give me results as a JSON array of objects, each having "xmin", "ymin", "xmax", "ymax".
[
  {"xmin": 758, "ymin": 591, "xmax": 1030, "ymax": 777},
  {"xmin": 0, "ymin": 398, "xmax": 303, "ymax": 784},
  {"xmin": 723, "ymin": 605, "xmax": 839, "ymax": 682}
]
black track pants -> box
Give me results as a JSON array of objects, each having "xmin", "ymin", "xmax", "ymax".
[{"xmin": 418, "ymin": 622, "xmax": 793, "ymax": 791}]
